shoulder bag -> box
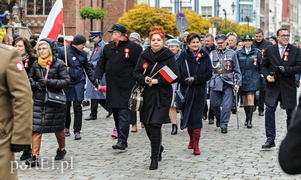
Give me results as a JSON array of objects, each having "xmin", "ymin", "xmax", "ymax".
[
  {"xmin": 41, "ymin": 69, "xmax": 67, "ymax": 107},
  {"xmin": 175, "ymin": 59, "xmax": 190, "ymax": 110}
]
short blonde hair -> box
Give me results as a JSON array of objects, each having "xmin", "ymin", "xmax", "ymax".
[{"xmin": 36, "ymin": 40, "xmax": 52, "ymax": 56}]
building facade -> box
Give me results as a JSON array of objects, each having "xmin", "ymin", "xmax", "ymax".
[{"xmin": 2, "ymin": 0, "xmax": 137, "ymax": 41}]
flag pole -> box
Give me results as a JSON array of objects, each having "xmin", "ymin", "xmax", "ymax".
[{"xmin": 62, "ymin": 23, "xmax": 68, "ymax": 67}]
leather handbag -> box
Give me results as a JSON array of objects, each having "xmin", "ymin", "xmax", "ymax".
[
  {"xmin": 45, "ymin": 90, "xmax": 66, "ymax": 107},
  {"xmin": 128, "ymin": 84, "xmax": 144, "ymax": 111},
  {"xmin": 175, "ymin": 59, "xmax": 190, "ymax": 110},
  {"xmin": 41, "ymin": 69, "xmax": 66, "ymax": 107}
]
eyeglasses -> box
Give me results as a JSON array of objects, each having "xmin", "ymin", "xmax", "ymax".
[
  {"xmin": 279, "ymin": 34, "xmax": 290, "ymax": 38},
  {"xmin": 37, "ymin": 47, "xmax": 48, "ymax": 51}
]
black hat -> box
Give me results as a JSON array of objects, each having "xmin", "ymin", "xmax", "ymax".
[
  {"xmin": 243, "ymin": 34, "xmax": 253, "ymax": 41},
  {"xmin": 73, "ymin": 34, "xmax": 86, "ymax": 45},
  {"xmin": 57, "ymin": 37, "xmax": 64, "ymax": 43},
  {"xmin": 89, "ymin": 31, "xmax": 102, "ymax": 39},
  {"xmin": 269, "ymin": 36, "xmax": 278, "ymax": 43},
  {"xmin": 108, "ymin": 24, "xmax": 126, "ymax": 34},
  {"xmin": 215, "ymin": 34, "xmax": 227, "ymax": 41}
]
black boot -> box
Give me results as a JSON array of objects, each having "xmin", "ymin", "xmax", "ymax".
[
  {"xmin": 247, "ymin": 106, "xmax": 253, "ymax": 128},
  {"xmin": 244, "ymin": 106, "xmax": 250, "ymax": 126},
  {"xmin": 149, "ymin": 125, "xmax": 161, "ymax": 170},
  {"xmin": 149, "ymin": 156, "xmax": 158, "ymax": 170},
  {"xmin": 171, "ymin": 124, "xmax": 178, "ymax": 135},
  {"xmin": 20, "ymin": 145, "xmax": 32, "ymax": 161},
  {"xmin": 158, "ymin": 145, "xmax": 164, "ymax": 161}
]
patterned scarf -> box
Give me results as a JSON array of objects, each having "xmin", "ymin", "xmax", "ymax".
[{"xmin": 21, "ymin": 53, "xmax": 30, "ymax": 61}]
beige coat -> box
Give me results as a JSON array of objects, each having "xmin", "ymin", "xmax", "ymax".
[{"xmin": 0, "ymin": 45, "xmax": 33, "ymax": 180}]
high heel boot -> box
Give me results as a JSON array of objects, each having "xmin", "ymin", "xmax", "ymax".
[
  {"xmin": 247, "ymin": 106, "xmax": 253, "ymax": 128},
  {"xmin": 192, "ymin": 128, "xmax": 201, "ymax": 155},
  {"xmin": 171, "ymin": 124, "xmax": 178, "ymax": 135}
]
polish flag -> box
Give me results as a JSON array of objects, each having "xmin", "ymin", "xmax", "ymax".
[
  {"xmin": 39, "ymin": 0, "xmax": 64, "ymax": 40},
  {"xmin": 158, "ymin": 65, "xmax": 178, "ymax": 83}
]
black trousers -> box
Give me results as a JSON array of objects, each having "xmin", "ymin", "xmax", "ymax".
[
  {"xmin": 90, "ymin": 99, "xmax": 110, "ymax": 117},
  {"xmin": 65, "ymin": 100, "xmax": 82, "ymax": 133},
  {"xmin": 112, "ymin": 108, "xmax": 130, "ymax": 144},
  {"xmin": 130, "ymin": 111, "xmax": 137, "ymax": 125},
  {"xmin": 258, "ymin": 83, "xmax": 266, "ymax": 112}
]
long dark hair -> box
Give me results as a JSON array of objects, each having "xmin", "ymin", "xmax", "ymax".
[{"xmin": 12, "ymin": 37, "xmax": 35, "ymax": 57}]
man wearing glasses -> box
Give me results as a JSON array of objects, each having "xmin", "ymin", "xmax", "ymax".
[
  {"xmin": 260, "ymin": 27, "xmax": 301, "ymax": 149},
  {"xmin": 209, "ymin": 34, "xmax": 242, "ymax": 134},
  {"xmin": 94, "ymin": 24, "xmax": 143, "ymax": 150}
]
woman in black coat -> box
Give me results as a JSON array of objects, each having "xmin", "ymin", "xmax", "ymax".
[
  {"xmin": 177, "ymin": 32, "xmax": 212, "ymax": 155},
  {"xmin": 12, "ymin": 36, "xmax": 37, "ymax": 161},
  {"xmin": 236, "ymin": 34, "xmax": 262, "ymax": 128},
  {"xmin": 26, "ymin": 38, "xmax": 70, "ymax": 167},
  {"xmin": 133, "ymin": 26, "xmax": 180, "ymax": 170}
]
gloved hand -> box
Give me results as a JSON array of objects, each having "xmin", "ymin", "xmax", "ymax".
[
  {"xmin": 93, "ymin": 78, "xmax": 101, "ymax": 88},
  {"xmin": 277, "ymin": 66, "xmax": 285, "ymax": 73},
  {"xmin": 11, "ymin": 144, "xmax": 28, "ymax": 152},
  {"xmin": 185, "ymin": 77, "xmax": 194, "ymax": 86},
  {"xmin": 37, "ymin": 80, "xmax": 46, "ymax": 90}
]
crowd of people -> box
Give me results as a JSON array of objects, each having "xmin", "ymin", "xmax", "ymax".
[{"xmin": 2, "ymin": 23, "xmax": 301, "ymax": 176}]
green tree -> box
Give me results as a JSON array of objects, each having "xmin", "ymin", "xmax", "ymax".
[{"xmin": 118, "ymin": 4, "xmax": 177, "ymax": 38}]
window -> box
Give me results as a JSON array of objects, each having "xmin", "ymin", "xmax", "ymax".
[
  {"xmin": 201, "ymin": 6, "xmax": 212, "ymax": 18},
  {"xmin": 26, "ymin": 0, "xmax": 52, "ymax": 16},
  {"xmin": 181, "ymin": 7, "xmax": 192, "ymax": 11},
  {"xmin": 240, "ymin": 5, "xmax": 253, "ymax": 22}
]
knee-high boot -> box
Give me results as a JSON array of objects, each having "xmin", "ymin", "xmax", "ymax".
[
  {"xmin": 247, "ymin": 106, "xmax": 253, "ymax": 128},
  {"xmin": 192, "ymin": 128, "xmax": 201, "ymax": 155},
  {"xmin": 149, "ymin": 125, "xmax": 162, "ymax": 170},
  {"xmin": 244, "ymin": 106, "xmax": 250, "ymax": 126},
  {"xmin": 187, "ymin": 128, "xmax": 193, "ymax": 149}
]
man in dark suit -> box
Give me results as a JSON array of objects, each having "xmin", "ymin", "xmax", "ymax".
[{"xmin": 260, "ymin": 27, "xmax": 301, "ymax": 149}]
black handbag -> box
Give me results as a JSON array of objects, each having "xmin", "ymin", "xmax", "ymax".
[
  {"xmin": 41, "ymin": 69, "xmax": 66, "ymax": 107},
  {"xmin": 175, "ymin": 59, "xmax": 190, "ymax": 110},
  {"xmin": 128, "ymin": 84, "xmax": 144, "ymax": 111},
  {"xmin": 45, "ymin": 90, "xmax": 66, "ymax": 107}
]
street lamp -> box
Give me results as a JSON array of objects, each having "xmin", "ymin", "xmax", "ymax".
[
  {"xmin": 245, "ymin": 16, "xmax": 250, "ymax": 32},
  {"xmin": 12, "ymin": 3, "xmax": 19, "ymax": 19},
  {"xmin": 222, "ymin": 9, "xmax": 227, "ymax": 29}
]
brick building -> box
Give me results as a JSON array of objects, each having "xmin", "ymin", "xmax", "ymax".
[{"xmin": 4, "ymin": 0, "xmax": 137, "ymax": 42}]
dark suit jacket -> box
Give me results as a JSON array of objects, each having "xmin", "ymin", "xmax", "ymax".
[
  {"xmin": 260, "ymin": 44, "xmax": 301, "ymax": 109},
  {"xmin": 279, "ymin": 95, "xmax": 301, "ymax": 174}
]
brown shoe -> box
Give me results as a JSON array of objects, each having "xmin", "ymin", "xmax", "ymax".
[
  {"xmin": 131, "ymin": 124, "xmax": 137, "ymax": 132},
  {"xmin": 141, "ymin": 122, "xmax": 145, "ymax": 128}
]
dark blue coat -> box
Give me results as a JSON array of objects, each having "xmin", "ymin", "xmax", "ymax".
[
  {"xmin": 58, "ymin": 45, "xmax": 94, "ymax": 101},
  {"xmin": 236, "ymin": 47, "xmax": 262, "ymax": 92},
  {"xmin": 177, "ymin": 48, "xmax": 212, "ymax": 129}
]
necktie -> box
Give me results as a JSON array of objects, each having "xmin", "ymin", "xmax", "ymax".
[{"xmin": 280, "ymin": 46, "xmax": 285, "ymax": 58}]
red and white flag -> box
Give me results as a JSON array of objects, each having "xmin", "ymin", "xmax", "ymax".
[
  {"xmin": 158, "ymin": 65, "xmax": 178, "ymax": 83},
  {"xmin": 39, "ymin": 0, "xmax": 64, "ymax": 40}
]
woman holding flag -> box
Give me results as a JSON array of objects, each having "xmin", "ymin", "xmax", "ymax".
[
  {"xmin": 177, "ymin": 32, "xmax": 212, "ymax": 155},
  {"xmin": 26, "ymin": 38, "xmax": 70, "ymax": 167},
  {"xmin": 133, "ymin": 26, "xmax": 180, "ymax": 170}
]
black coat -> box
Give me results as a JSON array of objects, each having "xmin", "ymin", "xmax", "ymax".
[
  {"xmin": 279, "ymin": 95, "xmax": 301, "ymax": 174},
  {"xmin": 133, "ymin": 47, "xmax": 180, "ymax": 125},
  {"xmin": 236, "ymin": 47, "xmax": 262, "ymax": 92},
  {"xmin": 29, "ymin": 57, "xmax": 70, "ymax": 133},
  {"xmin": 177, "ymin": 48, "xmax": 212, "ymax": 128},
  {"xmin": 260, "ymin": 44, "xmax": 301, "ymax": 109},
  {"xmin": 94, "ymin": 39, "xmax": 143, "ymax": 108}
]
